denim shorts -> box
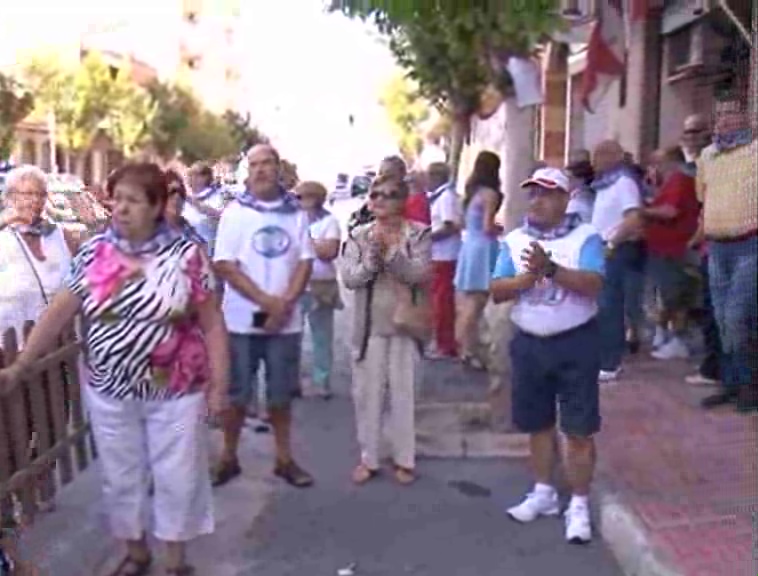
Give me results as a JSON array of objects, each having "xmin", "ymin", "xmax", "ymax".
[
  {"xmin": 510, "ymin": 319, "xmax": 601, "ymax": 437},
  {"xmin": 647, "ymin": 255, "xmax": 689, "ymax": 309},
  {"xmin": 228, "ymin": 332, "xmax": 302, "ymax": 409}
]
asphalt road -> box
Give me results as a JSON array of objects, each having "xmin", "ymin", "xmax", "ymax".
[{"xmin": 226, "ymin": 197, "xmax": 624, "ymax": 576}]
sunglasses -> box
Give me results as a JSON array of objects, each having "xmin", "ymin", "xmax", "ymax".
[{"xmin": 369, "ymin": 190, "xmax": 404, "ymax": 201}]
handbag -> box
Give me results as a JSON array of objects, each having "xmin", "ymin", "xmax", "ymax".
[{"xmin": 392, "ymin": 283, "xmax": 432, "ymax": 343}]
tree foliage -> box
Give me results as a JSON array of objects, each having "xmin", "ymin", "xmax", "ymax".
[
  {"xmin": 145, "ymin": 80, "xmax": 201, "ymax": 159},
  {"xmin": 0, "ymin": 72, "xmax": 34, "ymax": 161},
  {"xmin": 107, "ymin": 68, "xmax": 158, "ymax": 157},
  {"xmin": 24, "ymin": 52, "xmax": 118, "ymax": 155},
  {"xmin": 379, "ymin": 72, "xmax": 430, "ymax": 160},
  {"xmin": 332, "ymin": 1, "xmax": 560, "ymax": 170}
]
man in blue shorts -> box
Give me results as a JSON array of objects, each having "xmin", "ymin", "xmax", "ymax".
[{"xmin": 491, "ymin": 167, "xmax": 605, "ymax": 544}]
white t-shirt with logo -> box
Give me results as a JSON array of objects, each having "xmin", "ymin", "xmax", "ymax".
[
  {"xmin": 309, "ymin": 213, "xmax": 341, "ymax": 281},
  {"xmin": 214, "ymin": 199, "xmax": 315, "ymax": 335},
  {"xmin": 493, "ymin": 223, "xmax": 605, "ymax": 337},
  {"xmin": 428, "ymin": 187, "xmax": 462, "ymax": 261},
  {"xmin": 590, "ymin": 174, "xmax": 641, "ymax": 242}
]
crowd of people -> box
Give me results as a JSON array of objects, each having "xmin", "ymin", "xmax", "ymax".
[{"xmin": 0, "ymin": 87, "xmax": 754, "ymax": 573}]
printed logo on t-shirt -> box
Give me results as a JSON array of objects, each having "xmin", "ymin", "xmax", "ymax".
[
  {"xmin": 252, "ymin": 225, "xmax": 292, "ymax": 258},
  {"xmin": 524, "ymin": 278, "xmax": 566, "ymax": 306}
]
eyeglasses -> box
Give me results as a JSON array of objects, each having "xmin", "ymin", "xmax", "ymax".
[{"xmin": 369, "ymin": 190, "xmax": 404, "ymax": 201}]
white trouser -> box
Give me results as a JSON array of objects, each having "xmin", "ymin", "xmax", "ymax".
[
  {"xmin": 85, "ymin": 386, "xmax": 214, "ymax": 542},
  {"xmin": 352, "ymin": 335, "xmax": 418, "ymax": 470}
]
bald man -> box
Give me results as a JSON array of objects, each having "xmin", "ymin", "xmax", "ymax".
[
  {"xmin": 213, "ymin": 143, "xmax": 316, "ymax": 488},
  {"xmin": 590, "ymin": 140, "xmax": 644, "ymax": 382}
]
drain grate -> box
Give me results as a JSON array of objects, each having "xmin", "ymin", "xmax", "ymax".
[{"xmin": 448, "ymin": 480, "xmax": 492, "ymax": 498}]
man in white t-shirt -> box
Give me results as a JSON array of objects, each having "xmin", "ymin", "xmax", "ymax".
[
  {"xmin": 491, "ymin": 167, "xmax": 605, "ymax": 545},
  {"xmin": 425, "ymin": 162, "xmax": 461, "ymax": 357},
  {"xmin": 213, "ymin": 144, "xmax": 315, "ymax": 488},
  {"xmin": 589, "ymin": 140, "xmax": 643, "ymax": 382},
  {"xmin": 295, "ymin": 180, "xmax": 342, "ymax": 399}
]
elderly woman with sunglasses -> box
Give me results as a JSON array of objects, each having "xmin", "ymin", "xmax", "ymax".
[
  {"xmin": 0, "ymin": 163, "xmax": 230, "ymax": 576},
  {"xmin": 340, "ymin": 174, "xmax": 432, "ymax": 486}
]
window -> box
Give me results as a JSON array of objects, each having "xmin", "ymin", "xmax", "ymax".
[
  {"xmin": 186, "ymin": 57, "xmax": 200, "ymax": 70},
  {"xmin": 668, "ymin": 26, "xmax": 693, "ymax": 72}
]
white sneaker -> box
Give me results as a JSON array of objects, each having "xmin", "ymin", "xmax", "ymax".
[
  {"xmin": 652, "ymin": 327, "xmax": 669, "ymax": 349},
  {"xmin": 651, "ymin": 337, "xmax": 689, "ymax": 360},
  {"xmin": 565, "ymin": 500, "xmax": 592, "ymax": 544},
  {"xmin": 684, "ymin": 373, "xmax": 720, "ymax": 386},
  {"xmin": 506, "ymin": 488, "xmax": 560, "ymax": 523},
  {"xmin": 598, "ymin": 369, "xmax": 621, "ymax": 383}
]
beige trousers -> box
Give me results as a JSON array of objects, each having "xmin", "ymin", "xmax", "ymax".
[{"xmin": 352, "ymin": 335, "xmax": 418, "ymax": 470}]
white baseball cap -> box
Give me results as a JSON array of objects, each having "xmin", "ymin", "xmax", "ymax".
[{"xmin": 520, "ymin": 167, "xmax": 570, "ymax": 193}]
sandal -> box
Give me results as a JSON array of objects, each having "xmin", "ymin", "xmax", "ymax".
[
  {"xmin": 461, "ymin": 354, "xmax": 485, "ymax": 371},
  {"xmin": 166, "ymin": 566, "xmax": 195, "ymax": 575},
  {"xmin": 211, "ymin": 460, "xmax": 242, "ymax": 488},
  {"xmin": 394, "ymin": 465, "xmax": 416, "ymax": 485},
  {"xmin": 110, "ymin": 553, "xmax": 152, "ymax": 576},
  {"xmin": 352, "ymin": 463, "xmax": 379, "ymax": 485},
  {"xmin": 273, "ymin": 460, "xmax": 314, "ymax": 488}
]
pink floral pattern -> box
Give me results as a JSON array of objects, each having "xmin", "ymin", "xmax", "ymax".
[
  {"xmin": 86, "ymin": 242, "xmax": 142, "ymax": 305},
  {"xmin": 150, "ymin": 322, "xmax": 210, "ymax": 394}
]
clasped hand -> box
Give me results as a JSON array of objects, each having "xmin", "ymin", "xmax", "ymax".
[
  {"xmin": 261, "ymin": 295, "xmax": 295, "ymax": 332},
  {"xmin": 520, "ymin": 241, "xmax": 552, "ymax": 276}
]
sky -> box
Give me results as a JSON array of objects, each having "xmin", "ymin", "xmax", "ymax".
[
  {"xmin": 239, "ymin": 0, "xmax": 399, "ymax": 180},
  {"xmin": 1, "ymin": 0, "xmax": 400, "ymax": 182}
]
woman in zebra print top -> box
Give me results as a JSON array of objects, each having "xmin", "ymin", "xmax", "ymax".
[{"xmin": 0, "ymin": 163, "xmax": 230, "ymax": 576}]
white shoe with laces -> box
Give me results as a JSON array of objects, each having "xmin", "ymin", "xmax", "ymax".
[
  {"xmin": 598, "ymin": 368, "xmax": 621, "ymax": 383},
  {"xmin": 506, "ymin": 488, "xmax": 560, "ymax": 523},
  {"xmin": 651, "ymin": 337, "xmax": 689, "ymax": 360},
  {"xmin": 652, "ymin": 327, "xmax": 669, "ymax": 349},
  {"xmin": 564, "ymin": 500, "xmax": 593, "ymax": 544}
]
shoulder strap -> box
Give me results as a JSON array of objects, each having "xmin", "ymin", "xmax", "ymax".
[{"xmin": 11, "ymin": 230, "xmax": 49, "ymax": 306}]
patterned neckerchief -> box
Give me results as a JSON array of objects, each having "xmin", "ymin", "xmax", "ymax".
[
  {"xmin": 713, "ymin": 129, "xmax": 753, "ymax": 153},
  {"xmin": 10, "ymin": 218, "xmax": 56, "ymax": 237},
  {"xmin": 237, "ymin": 186, "xmax": 300, "ymax": 214},
  {"xmin": 103, "ymin": 219, "xmax": 180, "ymax": 256},
  {"xmin": 426, "ymin": 182, "xmax": 451, "ymax": 205},
  {"xmin": 523, "ymin": 212, "xmax": 582, "ymax": 240},
  {"xmin": 193, "ymin": 186, "xmax": 217, "ymax": 201},
  {"xmin": 591, "ymin": 164, "xmax": 637, "ymax": 192},
  {"xmin": 178, "ymin": 218, "xmax": 207, "ymax": 246}
]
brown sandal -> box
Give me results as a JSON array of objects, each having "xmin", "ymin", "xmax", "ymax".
[
  {"xmin": 352, "ymin": 464, "xmax": 379, "ymax": 485},
  {"xmin": 274, "ymin": 460, "xmax": 314, "ymax": 488},
  {"xmin": 166, "ymin": 566, "xmax": 195, "ymax": 575},
  {"xmin": 110, "ymin": 554, "xmax": 152, "ymax": 576},
  {"xmin": 394, "ymin": 466, "xmax": 416, "ymax": 485},
  {"xmin": 211, "ymin": 460, "xmax": 242, "ymax": 488}
]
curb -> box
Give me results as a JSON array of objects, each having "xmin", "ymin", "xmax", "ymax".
[{"xmin": 598, "ymin": 493, "xmax": 682, "ymax": 576}]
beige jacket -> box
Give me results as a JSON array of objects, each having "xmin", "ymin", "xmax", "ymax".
[{"xmin": 339, "ymin": 220, "xmax": 432, "ymax": 360}]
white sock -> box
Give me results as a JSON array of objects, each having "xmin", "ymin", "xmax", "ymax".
[
  {"xmin": 534, "ymin": 482, "xmax": 554, "ymax": 496},
  {"xmin": 570, "ymin": 494, "xmax": 589, "ymax": 508}
]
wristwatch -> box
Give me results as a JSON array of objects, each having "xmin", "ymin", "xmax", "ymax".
[{"xmin": 544, "ymin": 260, "xmax": 558, "ymax": 279}]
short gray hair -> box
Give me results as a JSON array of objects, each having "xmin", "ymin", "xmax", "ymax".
[{"xmin": 5, "ymin": 165, "xmax": 48, "ymax": 194}]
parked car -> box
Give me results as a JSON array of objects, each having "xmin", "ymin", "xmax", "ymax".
[
  {"xmin": 328, "ymin": 173, "xmax": 373, "ymax": 205},
  {"xmin": 45, "ymin": 174, "xmax": 109, "ymax": 233}
]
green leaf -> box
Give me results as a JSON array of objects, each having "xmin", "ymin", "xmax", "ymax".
[{"xmin": 0, "ymin": 72, "xmax": 34, "ymax": 160}]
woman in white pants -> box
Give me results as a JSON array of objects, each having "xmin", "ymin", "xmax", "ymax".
[
  {"xmin": 0, "ymin": 163, "xmax": 229, "ymax": 576},
  {"xmin": 340, "ymin": 174, "xmax": 431, "ymax": 485}
]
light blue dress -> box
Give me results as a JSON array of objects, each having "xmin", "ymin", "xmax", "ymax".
[{"xmin": 454, "ymin": 189, "xmax": 499, "ymax": 292}]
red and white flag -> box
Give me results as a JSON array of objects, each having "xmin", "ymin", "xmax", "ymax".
[{"xmin": 580, "ymin": 0, "xmax": 627, "ymax": 113}]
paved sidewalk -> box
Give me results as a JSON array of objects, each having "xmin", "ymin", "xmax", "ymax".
[{"xmin": 596, "ymin": 355, "xmax": 758, "ymax": 576}]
